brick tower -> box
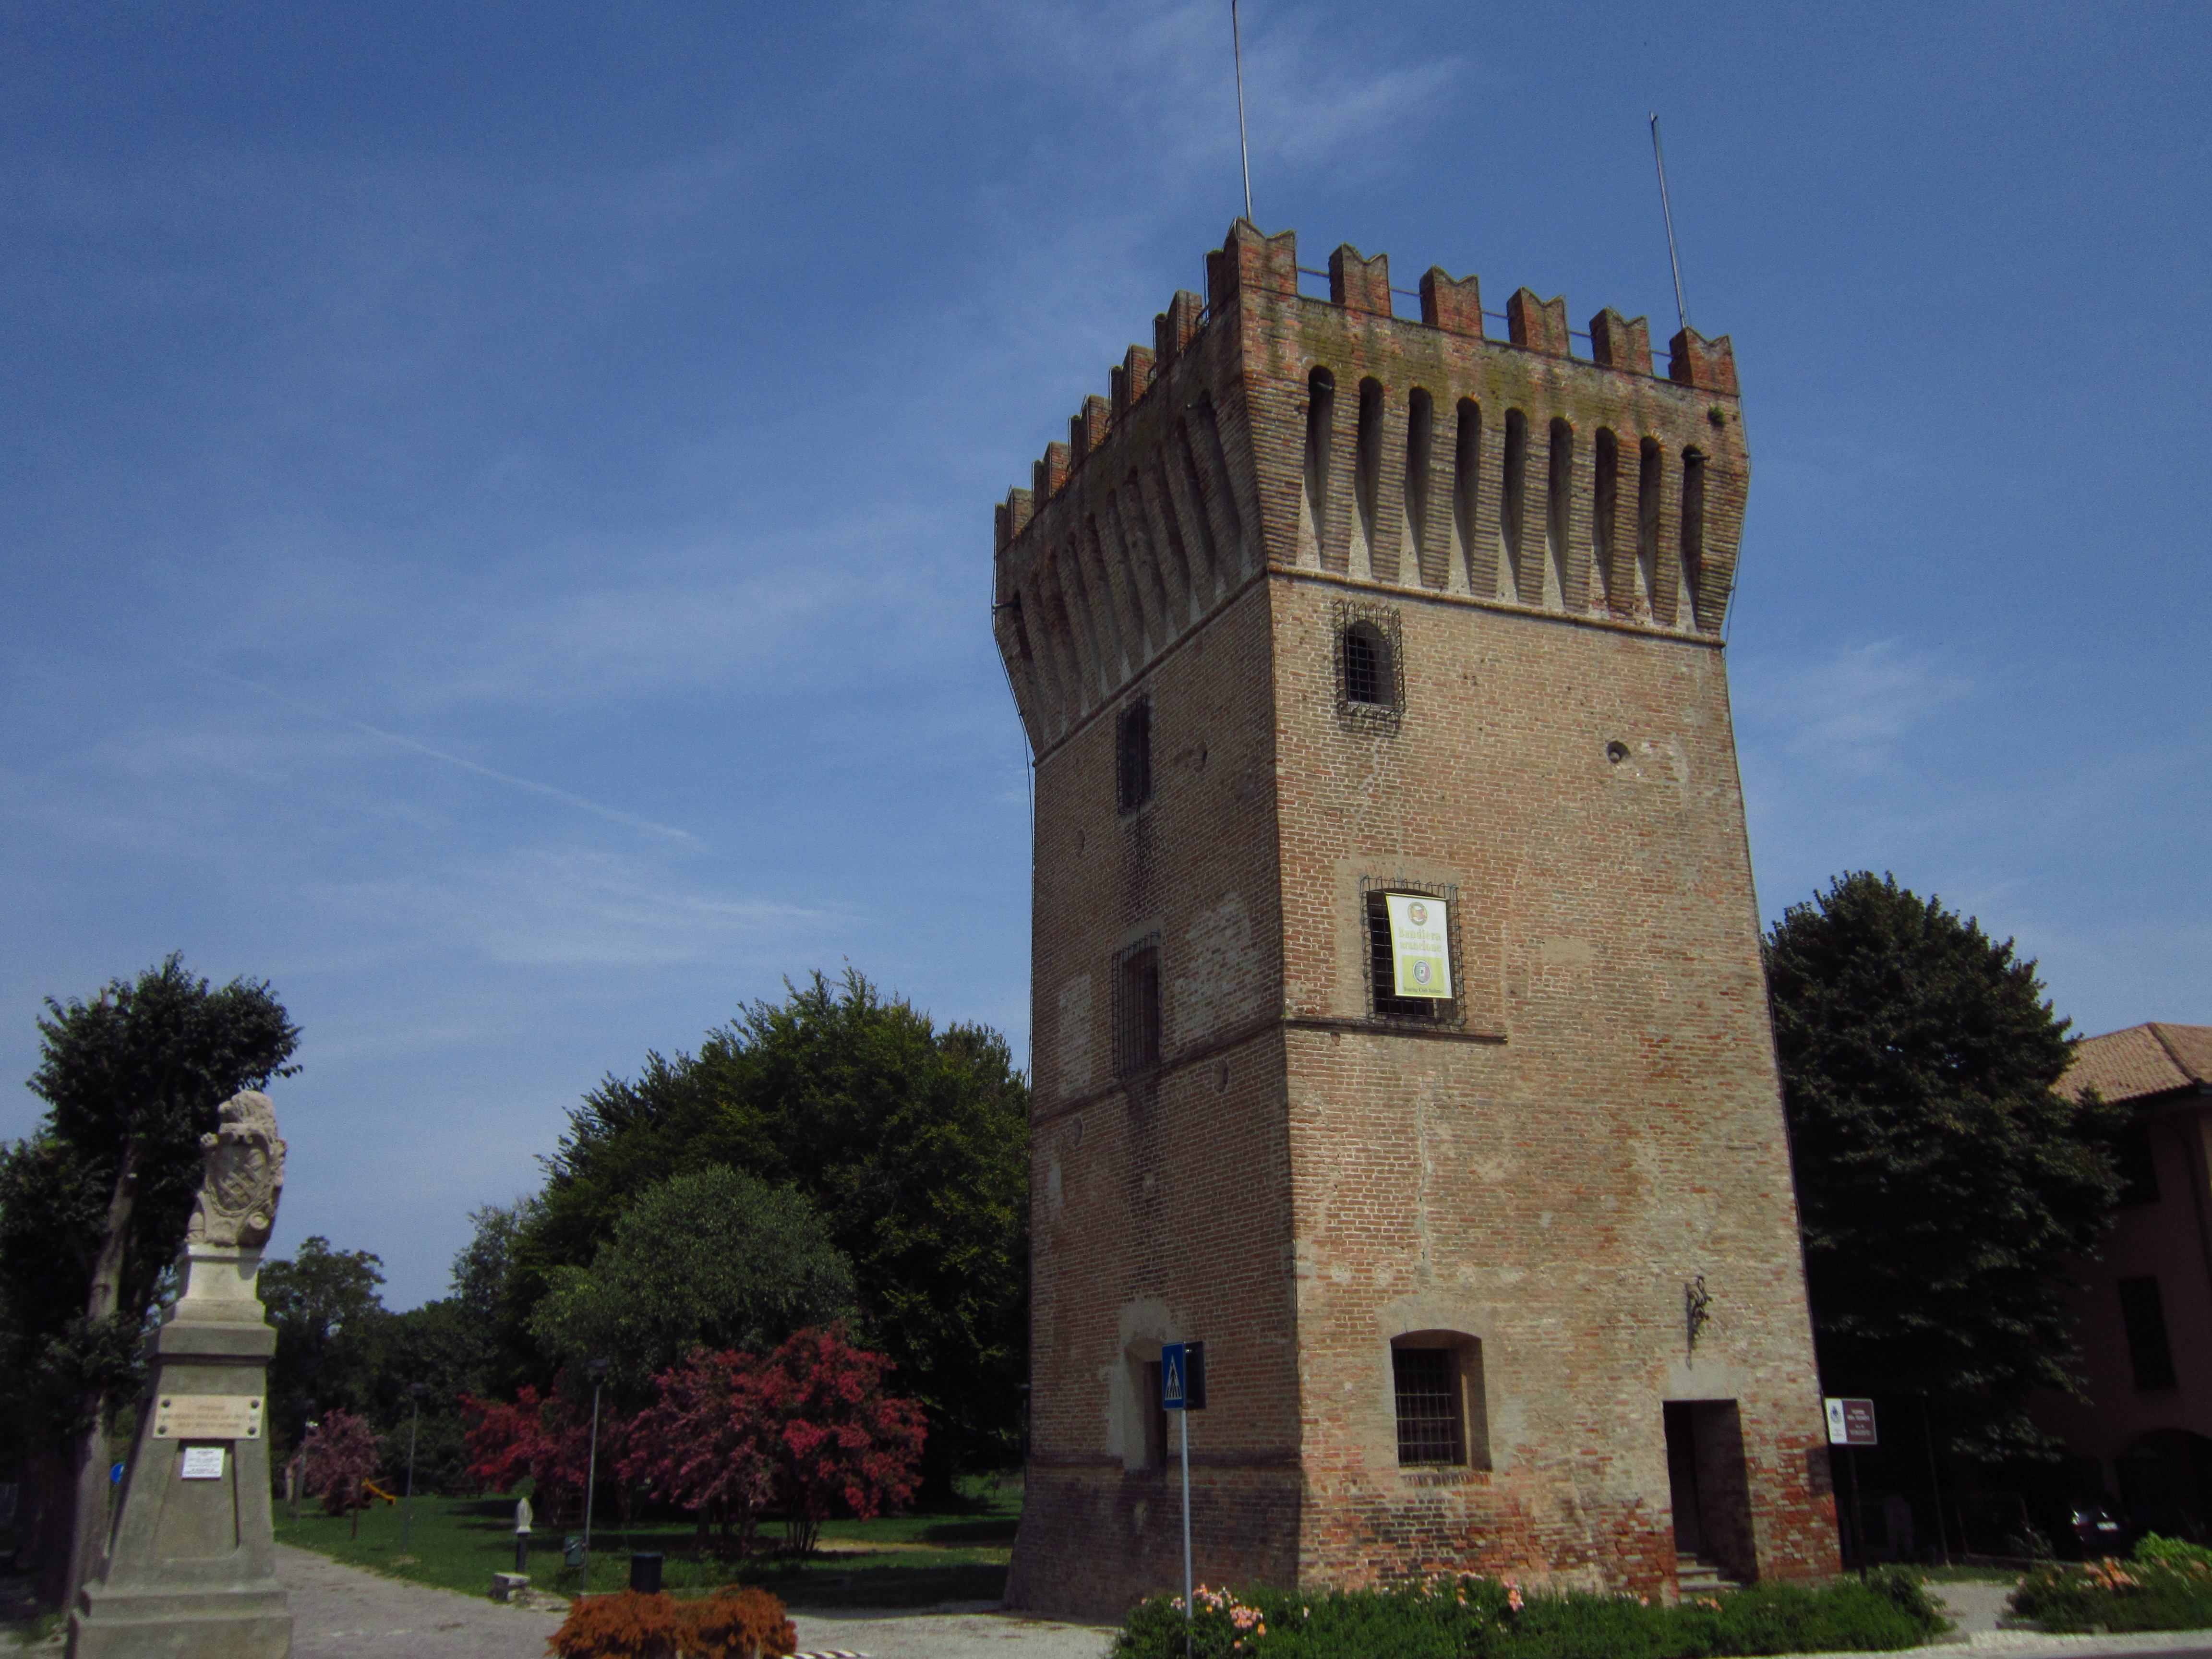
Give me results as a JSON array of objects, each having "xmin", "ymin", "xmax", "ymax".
[{"xmin": 991, "ymin": 221, "xmax": 1839, "ymax": 1620}]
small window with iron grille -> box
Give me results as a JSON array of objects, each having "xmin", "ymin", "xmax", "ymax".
[
  {"xmin": 1117, "ymin": 697, "xmax": 1153, "ymax": 812},
  {"xmin": 1113, "ymin": 936, "xmax": 1162, "ymax": 1076},
  {"xmin": 1362, "ymin": 878, "xmax": 1461, "ymax": 1025},
  {"xmin": 1393, "ymin": 1347, "xmax": 1465, "ymax": 1466},
  {"xmin": 1333, "ymin": 600, "xmax": 1403, "ymax": 730}
]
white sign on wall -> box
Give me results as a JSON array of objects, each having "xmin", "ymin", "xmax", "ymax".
[
  {"xmin": 1385, "ymin": 895, "xmax": 1452, "ymax": 999},
  {"xmin": 179, "ymin": 1446, "xmax": 226, "ymax": 1481}
]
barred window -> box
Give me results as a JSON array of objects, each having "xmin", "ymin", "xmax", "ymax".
[
  {"xmin": 1363, "ymin": 881, "xmax": 1459, "ymax": 1024},
  {"xmin": 1344, "ymin": 624, "xmax": 1387, "ymax": 705},
  {"xmin": 1113, "ymin": 937, "xmax": 1162, "ymax": 1076},
  {"xmin": 1117, "ymin": 697, "xmax": 1153, "ymax": 812},
  {"xmin": 1333, "ymin": 601, "xmax": 1402, "ymax": 727},
  {"xmin": 1393, "ymin": 1347, "xmax": 1465, "ymax": 1466}
]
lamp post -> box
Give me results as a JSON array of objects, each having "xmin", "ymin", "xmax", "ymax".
[
  {"xmin": 581, "ymin": 1357, "xmax": 611, "ymax": 1591},
  {"xmin": 400, "ymin": 1382, "xmax": 426, "ymax": 1553}
]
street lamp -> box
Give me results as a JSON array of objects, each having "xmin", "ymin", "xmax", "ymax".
[
  {"xmin": 581, "ymin": 1358, "xmax": 611, "ymax": 1591},
  {"xmin": 400, "ymin": 1382, "xmax": 427, "ymax": 1553}
]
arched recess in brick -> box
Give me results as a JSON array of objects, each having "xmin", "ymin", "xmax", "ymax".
[
  {"xmin": 1298, "ymin": 367, "xmax": 1334, "ymax": 568},
  {"xmin": 1637, "ymin": 436, "xmax": 1664, "ymax": 622},
  {"xmin": 1500, "ymin": 409, "xmax": 1529, "ymax": 603},
  {"xmin": 1680, "ymin": 446, "xmax": 1708, "ymax": 630},
  {"xmin": 1351, "ymin": 377, "xmax": 1385, "ymax": 582},
  {"xmin": 1592, "ymin": 428, "xmax": 1620, "ymax": 612},
  {"xmin": 1452, "ymin": 398, "xmax": 1481, "ymax": 595},
  {"xmin": 1546, "ymin": 418, "xmax": 1575, "ymax": 610},
  {"xmin": 1403, "ymin": 387, "xmax": 1435, "ymax": 588}
]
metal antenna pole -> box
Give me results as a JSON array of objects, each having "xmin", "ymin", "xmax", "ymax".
[
  {"xmin": 1232, "ymin": 0, "xmax": 1254, "ymax": 223},
  {"xmin": 1649, "ymin": 113, "xmax": 1691, "ymax": 336}
]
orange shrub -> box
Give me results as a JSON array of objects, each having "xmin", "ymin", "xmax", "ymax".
[
  {"xmin": 685, "ymin": 1586, "xmax": 796, "ymax": 1659},
  {"xmin": 547, "ymin": 1590, "xmax": 687, "ymax": 1659},
  {"xmin": 545, "ymin": 1586, "xmax": 794, "ymax": 1659}
]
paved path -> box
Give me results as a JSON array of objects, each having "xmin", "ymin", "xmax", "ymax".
[
  {"xmin": 280, "ymin": 1545, "xmax": 565, "ymax": 1658},
  {"xmin": 276, "ymin": 1546, "xmax": 1116, "ymax": 1659},
  {"xmin": 786, "ymin": 1602, "xmax": 1114, "ymax": 1659},
  {"xmin": 265, "ymin": 1550, "xmax": 2210, "ymax": 1659}
]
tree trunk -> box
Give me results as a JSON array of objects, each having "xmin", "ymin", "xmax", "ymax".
[{"xmin": 63, "ymin": 1147, "xmax": 139, "ymax": 1611}]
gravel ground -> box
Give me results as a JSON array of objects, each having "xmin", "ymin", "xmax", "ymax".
[
  {"xmin": 275, "ymin": 1545, "xmax": 1116, "ymax": 1659},
  {"xmin": 280, "ymin": 1544, "xmax": 566, "ymax": 1657}
]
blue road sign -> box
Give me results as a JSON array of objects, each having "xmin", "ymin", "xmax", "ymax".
[{"xmin": 1161, "ymin": 1342, "xmax": 1206, "ymax": 1411}]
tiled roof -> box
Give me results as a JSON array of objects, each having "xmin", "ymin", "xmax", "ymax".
[{"xmin": 2059, "ymin": 1022, "xmax": 2212, "ymax": 1106}]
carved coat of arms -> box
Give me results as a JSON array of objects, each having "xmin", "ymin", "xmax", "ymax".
[{"xmin": 185, "ymin": 1090, "xmax": 286, "ymax": 1250}]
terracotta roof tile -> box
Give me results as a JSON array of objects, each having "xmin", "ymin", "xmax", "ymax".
[{"xmin": 2059, "ymin": 1022, "xmax": 2212, "ymax": 1105}]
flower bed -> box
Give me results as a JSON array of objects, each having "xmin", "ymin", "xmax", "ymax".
[
  {"xmin": 2009, "ymin": 1536, "xmax": 2212, "ymax": 1634},
  {"xmin": 1111, "ymin": 1569, "xmax": 1945, "ymax": 1659}
]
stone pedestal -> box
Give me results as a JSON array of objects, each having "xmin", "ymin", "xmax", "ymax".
[{"xmin": 67, "ymin": 1244, "xmax": 291, "ymax": 1659}]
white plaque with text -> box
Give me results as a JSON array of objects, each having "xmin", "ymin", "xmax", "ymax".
[{"xmin": 179, "ymin": 1446, "xmax": 226, "ymax": 1480}]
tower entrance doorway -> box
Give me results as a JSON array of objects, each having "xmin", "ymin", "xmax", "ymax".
[{"xmin": 1664, "ymin": 1401, "xmax": 1756, "ymax": 1586}]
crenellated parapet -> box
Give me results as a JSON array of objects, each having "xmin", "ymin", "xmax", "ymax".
[{"xmin": 992, "ymin": 220, "xmax": 1747, "ymax": 756}]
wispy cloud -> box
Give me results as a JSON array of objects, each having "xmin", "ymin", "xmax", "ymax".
[
  {"xmin": 305, "ymin": 844, "xmax": 847, "ymax": 970},
  {"xmin": 202, "ymin": 669, "xmax": 701, "ymax": 843},
  {"xmin": 1739, "ymin": 637, "xmax": 1973, "ymax": 778}
]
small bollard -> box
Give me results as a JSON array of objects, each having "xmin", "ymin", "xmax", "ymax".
[{"xmin": 629, "ymin": 1552, "xmax": 664, "ymax": 1594}]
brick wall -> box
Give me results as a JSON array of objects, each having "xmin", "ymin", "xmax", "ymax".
[{"xmin": 998, "ymin": 220, "xmax": 1837, "ymax": 1622}]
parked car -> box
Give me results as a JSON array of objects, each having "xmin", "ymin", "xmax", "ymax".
[{"xmin": 2067, "ymin": 1495, "xmax": 2131, "ymax": 1558}]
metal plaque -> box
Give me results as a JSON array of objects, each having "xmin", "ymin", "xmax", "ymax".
[
  {"xmin": 1823, "ymin": 1396, "xmax": 1876, "ymax": 1446},
  {"xmin": 179, "ymin": 1446, "xmax": 226, "ymax": 1480},
  {"xmin": 152, "ymin": 1395, "xmax": 263, "ymax": 1440}
]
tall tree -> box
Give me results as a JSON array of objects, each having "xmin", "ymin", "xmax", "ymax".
[
  {"xmin": 1764, "ymin": 872, "xmax": 2125, "ymax": 1457},
  {"xmin": 261, "ymin": 1236, "xmax": 389, "ymax": 1445},
  {"xmin": 528, "ymin": 1166, "xmax": 854, "ymax": 1390},
  {"xmin": 513, "ymin": 970, "xmax": 1028, "ymax": 1485},
  {"xmin": 0, "ymin": 954, "xmax": 299, "ymax": 1607}
]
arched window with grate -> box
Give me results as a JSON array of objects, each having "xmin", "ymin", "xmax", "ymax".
[{"xmin": 1342, "ymin": 622, "xmax": 1388, "ymax": 706}]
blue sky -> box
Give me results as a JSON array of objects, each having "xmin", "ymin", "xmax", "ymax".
[{"xmin": 4, "ymin": 2, "xmax": 2207, "ymax": 1308}]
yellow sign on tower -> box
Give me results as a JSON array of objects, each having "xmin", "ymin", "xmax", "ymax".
[{"xmin": 1385, "ymin": 895, "xmax": 1452, "ymax": 999}]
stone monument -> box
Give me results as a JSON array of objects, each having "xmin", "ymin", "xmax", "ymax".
[{"xmin": 68, "ymin": 1090, "xmax": 293, "ymax": 1657}]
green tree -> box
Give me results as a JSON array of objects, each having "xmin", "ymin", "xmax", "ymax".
[
  {"xmin": 357, "ymin": 1299, "xmax": 492, "ymax": 1497},
  {"xmin": 261, "ymin": 1236, "xmax": 389, "ymax": 1445},
  {"xmin": 529, "ymin": 1166, "xmax": 854, "ymax": 1389},
  {"xmin": 450, "ymin": 1194, "xmax": 542, "ymax": 1395},
  {"xmin": 0, "ymin": 954, "xmax": 299, "ymax": 1608},
  {"xmin": 512, "ymin": 970, "xmax": 1028, "ymax": 1485},
  {"xmin": 1764, "ymin": 872, "xmax": 2125, "ymax": 1456}
]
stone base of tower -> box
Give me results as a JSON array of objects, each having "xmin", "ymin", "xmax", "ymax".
[{"xmin": 1007, "ymin": 1466, "xmax": 1302, "ymax": 1623}]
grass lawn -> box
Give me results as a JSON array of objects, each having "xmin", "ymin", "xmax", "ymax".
[{"xmin": 273, "ymin": 1476, "xmax": 1018, "ymax": 1610}]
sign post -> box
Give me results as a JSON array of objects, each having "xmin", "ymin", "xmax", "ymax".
[
  {"xmin": 1161, "ymin": 1343, "xmax": 1206, "ymax": 1659},
  {"xmin": 1824, "ymin": 1398, "xmax": 1876, "ymax": 1570}
]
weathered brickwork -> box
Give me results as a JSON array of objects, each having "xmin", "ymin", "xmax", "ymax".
[{"xmin": 995, "ymin": 221, "xmax": 1839, "ymax": 1622}]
